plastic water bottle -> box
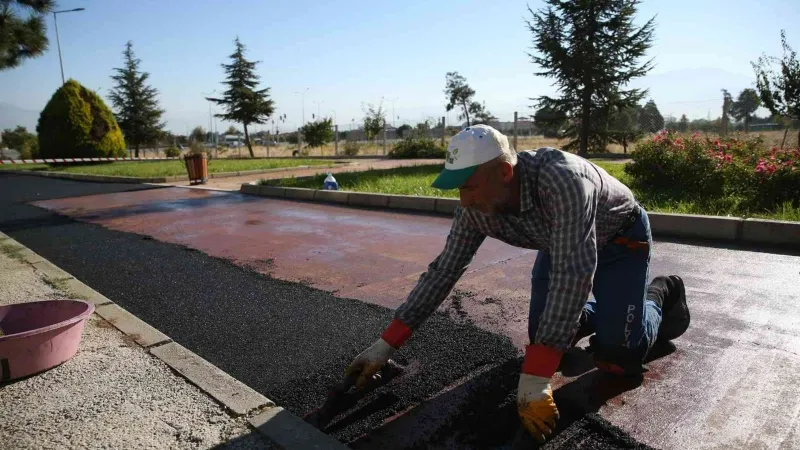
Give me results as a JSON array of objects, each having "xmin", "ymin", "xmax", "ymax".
[{"xmin": 323, "ymin": 173, "xmax": 339, "ymax": 190}]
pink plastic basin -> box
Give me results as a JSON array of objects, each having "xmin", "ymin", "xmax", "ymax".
[{"xmin": 0, "ymin": 299, "xmax": 94, "ymax": 382}]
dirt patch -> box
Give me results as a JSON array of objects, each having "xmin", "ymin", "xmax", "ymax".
[{"xmin": 245, "ymin": 219, "xmax": 264, "ymax": 226}]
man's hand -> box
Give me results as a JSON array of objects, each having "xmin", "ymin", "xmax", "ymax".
[
  {"xmin": 517, "ymin": 373, "xmax": 558, "ymax": 442},
  {"xmin": 517, "ymin": 343, "xmax": 563, "ymax": 442},
  {"xmin": 345, "ymin": 338, "xmax": 396, "ymax": 389}
]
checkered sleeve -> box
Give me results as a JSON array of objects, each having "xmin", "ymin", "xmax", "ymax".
[
  {"xmin": 394, "ymin": 206, "xmax": 486, "ymax": 330},
  {"xmin": 534, "ymin": 167, "xmax": 599, "ymax": 351}
]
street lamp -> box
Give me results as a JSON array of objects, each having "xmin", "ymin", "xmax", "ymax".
[
  {"xmin": 386, "ymin": 96, "xmax": 398, "ymax": 127},
  {"xmin": 53, "ymin": 8, "xmax": 85, "ymax": 85},
  {"xmin": 294, "ymin": 88, "xmax": 309, "ymax": 126},
  {"xmin": 202, "ymin": 90, "xmax": 215, "ymax": 145}
]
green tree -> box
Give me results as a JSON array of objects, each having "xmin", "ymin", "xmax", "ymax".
[
  {"xmin": 191, "ymin": 126, "xmax": 206, "ymax": 143},
  {"xmin": 108, "ymin": 41, "xmax": 165, "ymax": 158},
  {"xmin": 362, "ymin": 102, "xmax": 386, "ymax": 143},
  {"xmin": 730, "ymin": 89, "xmax": 762, "ymax": 133},
  {"xmin": 527, "ymin": 0, "xmax": 656, "ymax": 156},
  {"xmin": 300, "ymin": 118, "xmax": 334, "ymax": 148},
  {"xmin": 0, "ymin": 0, "xmax": 54, "ymax": 70},
  {"xmin": 607, "ymin": 107, "xmax": 642, "ymax": 153},
  {"xmin": 678, "ymin": 114, "xmax": 689, "ymax": 132},
  {"xmin": 752, "ymin": 29, "xmax": 800, "ymax": 147},
  {"xmin": 471, "ymin": 101, "xmax": 496, "ymax": 125},
  {"xmin": 207, "ymin": 37, "xmax": 275, "ymax": 158},
  {"xmin": 37, "ymin": 79, "xmax": 126, "ymax": 158},
  {"xmin": 396, "ymin": 124, "xmax": 412, "ymax": 138},
  {"xmin": 721, "ymin": 89, "xmax": 734, "ymax": 135},
  {"xmin": 533, "ymin": 106, "xmax": 567, "ymax": 138},
  {"xmin": 639, "ymin": 100, "xmax": 664, "ymax": 132},
  {"xmin": 445, "ymin": 71, "xmax": 496, "ymax": 128},
  {"xmin": 1, "ymin": 125, "xmax": 34, "ymax": 150},
  {"xmin": 225, "ymin": 125, "xmax": 240, "ymax": 135}
]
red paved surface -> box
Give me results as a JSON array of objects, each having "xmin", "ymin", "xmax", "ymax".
[{"xmin": 34, "ymin": 188, "xmax": 800, "ymax": 450}]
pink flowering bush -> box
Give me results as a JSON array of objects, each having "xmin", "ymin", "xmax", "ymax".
[{"xmin": 625, "ymin": 130, "xmax": 800, "ymax": 210}]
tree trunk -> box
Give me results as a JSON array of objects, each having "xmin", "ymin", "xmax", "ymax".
[
  {"xmin": 745, "ymin": 115, "xmax": 750, "ymax": 133},
  {"xmin": 780, "ymin": 127, "xmax": 789, "ymax": 149},
  {"xmin": 135, "ymin": 144, "xmax": 140, "ymax": 159},
  {"xmin": 243, "ymin": 124, "xmax": 254, "ymax": 158},
  {"xmin": 578, "ymin": 90, "xmax": 592, "ymax": 157},
  {"xmin": 797, "ymin": 129, "xmax": 799, "ymax": 149},
  {"xmin": 462, "ymin": 101, "xmax": 470, "ymax": 127}
]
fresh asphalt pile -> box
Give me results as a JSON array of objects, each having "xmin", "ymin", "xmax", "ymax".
[{"xmin": 0, "ymin": 173, "xmax": 658, "ymax": 449}]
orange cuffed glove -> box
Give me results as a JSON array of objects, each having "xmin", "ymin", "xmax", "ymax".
[{"xmin": 517, "ymin": 344, "xmax": 563, "ymax": 442}]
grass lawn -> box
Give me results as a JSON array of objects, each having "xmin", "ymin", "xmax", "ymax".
[
  {"xmin": 0, "ymin": 158, "xmax": 333, "ymax": 178},
  {"xmin": 265, "ymin": 160, "xmax": 800, "ymax": 221}
]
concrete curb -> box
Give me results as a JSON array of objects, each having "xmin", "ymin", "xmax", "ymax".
[
  {"xmin": 0, "ymin": 231, "xmax": 347, "ymax": 449},
  {"xmin": 150, "ymin": 342, "xmax": 274, "ymax": 416},
  {"xmin": 1, "ymin": 162, "xmax": 348, "ymax": 185},
  {"xmin": 241, "ymin": 184, "xmax": 800, "ymax": 248},
  {"xmin": 250, "ymin": 407, "xmax": 346, "ymax": 449}
]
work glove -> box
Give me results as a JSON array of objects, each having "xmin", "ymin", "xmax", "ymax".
[
  {"xmin": 517, "ymin": 344, "xmax": 563, "ymax": 442},
  {"xmin": 345, "ymin": 319, "xmax": 412, "ymax": 389}
]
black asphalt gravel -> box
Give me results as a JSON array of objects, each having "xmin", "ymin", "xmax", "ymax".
[{"xmin": 0, "ymin": 173, "xmax": 656, "ymax": 448}]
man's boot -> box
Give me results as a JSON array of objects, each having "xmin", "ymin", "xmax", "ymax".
[{"xmin": 650, "ymin": 275, "xmax": 690, "ymax": 342}]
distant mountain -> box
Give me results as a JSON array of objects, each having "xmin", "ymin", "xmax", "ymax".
[{"xmin": 0, "ymin": 103, "xmax": 40, "ymax": 132}]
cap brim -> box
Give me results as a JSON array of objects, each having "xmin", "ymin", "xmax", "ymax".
[{"xmin": 431, "ymin": 166, "xmax": 477, "ymax": 190}]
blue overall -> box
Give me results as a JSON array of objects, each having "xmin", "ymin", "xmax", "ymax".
[{"xmin": 528, "ymin": 204, "xmax": 662, "ymax": 361}]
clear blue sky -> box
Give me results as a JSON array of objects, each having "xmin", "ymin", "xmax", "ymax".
[{"xmin": 1, "ymin": 0, "xmax": 797, "ymax": 134}]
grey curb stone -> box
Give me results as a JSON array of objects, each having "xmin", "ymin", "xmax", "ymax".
[
  {"xmin": 18, "ymin": 248, "xmax": 45, "ymax": 265},
  {"xmin": 241, "ymin": 183, "xmax": 260, "ymax": 195},
  {"xmin": 349, "ymin": 192, "xmax": 389, "ymax": 208},
  {"xmin": 284, "ymin": 188, "xmax": 316, "ymax": 201},
  {"xmin": 435, "ymin": 198, "xmax": 460, "ymax": 215},
  {"xmin": 151, "ymin": 342, "xmax": 273, "ymax": 416},
  {"xmin": 314, "ymin": 189, "xmax": 350, "ymax": 204},
  {"xmin": 647, "ymin": 212, "xmax": 742, "ymax": 241},
  {"xmin": 31, "ymin": 260, "xmax": 75, "ymax": 281},
  {"xmin": 388, "ymin": 194, "xmax": 437, "ymax": 212},
  {"xmin": 249, "ymin": 407, "xmax": 348, "ymax": 449},
  {"xmin": 95, "ymin": 303, "xmax": 171, "ymax": 348},
  {"xmin": 63, "ymin": 278, "xmax": 109, "ymax": 306},
  {"xmin": 742, "ymin": 218, "xmax": 800, "ymax": 246},
  {"xmin": 258, "ymin": 185, "xmax": 286, "ymax": 197}
]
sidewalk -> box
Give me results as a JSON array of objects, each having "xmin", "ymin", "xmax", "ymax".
[
  {"xmin": 163, "ymin": 158, "xmax": 443, "ymax": 191},
  {"xmin": 0, "ymin": 248, "xmax": 274, "ymax": 449}
]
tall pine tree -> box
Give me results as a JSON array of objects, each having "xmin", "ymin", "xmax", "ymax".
[
  {"xmin": 0, "ymin": 0, "xmax": 54, "ymax": 70},
  {"xmin": 527, "ymin": 0, "xmax": 655, "ymax": 156},
  {"xmin": 109, "ymin": 41, "xmax": 165, "ymax": 158},
  {"xmin": 208, "ymin": 37, "xmax": 274, "ymax": 158}
]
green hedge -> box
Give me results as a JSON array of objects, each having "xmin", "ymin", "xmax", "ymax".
[
  {"xmin": 388, "ymin": 136, "xmax": 446, "ymax": 159},
  {"xmin": 625, "ymin": 131, "xmax": 800, "ymax": 211},
  {"xmin": 37, "ymin": 79, "xmax": 126, "ymax": 158}
]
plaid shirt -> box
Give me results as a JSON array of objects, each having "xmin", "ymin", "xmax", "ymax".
[{"xmin": 394, "ymin": 148, "xmax": 638, "ymax": 351}]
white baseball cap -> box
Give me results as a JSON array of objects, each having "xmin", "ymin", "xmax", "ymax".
[{"xmin": 431, "ymin": 124, "xmax": 513, "ymax": 190}]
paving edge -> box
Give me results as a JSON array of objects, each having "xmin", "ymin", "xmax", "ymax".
[
  {"xmin": 1, "ymin": 162, "xmax": 349, "ymax": 185},
  {"xmin": 239, "ymin": 184, "xmax": 800, "ymax": 248},
  {"xmin": 0, "ymin": 231, "xmax": 347, "ymax": 449}
]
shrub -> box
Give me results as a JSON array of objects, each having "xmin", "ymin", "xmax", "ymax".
[
  {"xmin": 388, "ymin": 136, "xmax": 446, "ymax": 159},
  {"xmin": 625, "ymin": 130, "xmax": 800, "ymax": 211},
  {"xmin": 37, "ymin": 79, "xmax": 126, "ymax": 158},
  {"xmin": 19, "ymin": 139, "xmax": 39, "ymax": 159},
  {"xmin": 164, "ymin": 146, "xmax": 181, "ymax": 157},
  {"xmin": 343, "ymin": 141, "xmax": 361, "ymax": 156}
]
